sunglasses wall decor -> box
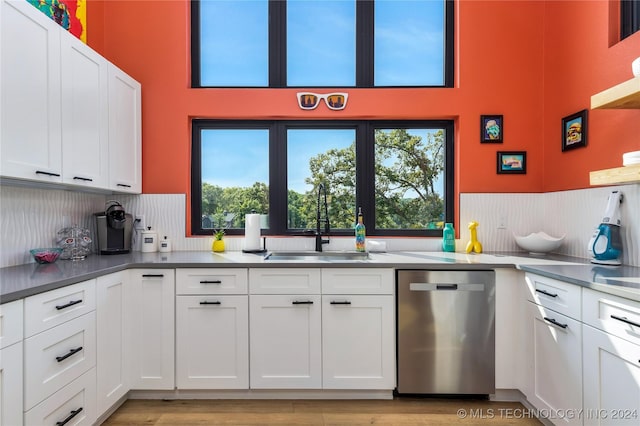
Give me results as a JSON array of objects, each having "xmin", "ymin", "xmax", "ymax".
[{"xmin": 297, "ymin": 92, "xmax": 348, "ymax": 111}]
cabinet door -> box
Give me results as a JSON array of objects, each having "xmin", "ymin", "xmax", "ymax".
[
  {"xmin": 108, "ymin": 63, "xmax": 141, "ymax": 193},
  {"xmin": 322, "ymin": 295, "xmax": 395, "ymax": 389},
  {"xmin": 96, "ymin": 272, "xmax": 129, "ymax": 416},
  {"xmin": 528, "ymin": 302, "xmax": 582, "ymax": 425},
  {"xmin": 61, "ymin": 34, "xmax": 109, "ymax": 189},
  {"xmin": 583, "ymin": 325, "xmax": 640, "ymax": 426},
  {"xmin": 128, "ymin": 270, "xmax": 175, "ymax": 390},
  {"xmin": 0, "ymin": 342, "xmax": 23, "ymax": 426},
  {"xmin": 0, "ymin": 0, "xmax": 62, "ymax": 182},
  {"xmin": 176, "ymin": 295, "xmax": 248, "ymax": 389},
  {"xmin": 249, "ymin": 294, "xmax": 321, "ymax": 389}
]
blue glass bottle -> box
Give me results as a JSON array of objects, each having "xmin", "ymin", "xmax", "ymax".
[
  {"xmin": 442, "ymin": 223, "xmax": 455, "ymax": 252},
  {"xmin": 355, "ymin": 207, "xmax": 366, "ymax": 252}
]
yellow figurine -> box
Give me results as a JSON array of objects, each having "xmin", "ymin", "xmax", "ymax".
[{"xmin": 465, "ymin": 221, "xmax": 483, "ymax": 253}]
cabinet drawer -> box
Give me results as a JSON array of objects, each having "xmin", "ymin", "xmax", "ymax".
[
  {"xmin": 322, "ymin": 268, "xmax": 394, "ymax": 294},
  {"xmin": 25, "ymin": 367, "xmax": 96, "ymax": 426},
  {"xmin": 25, "ymin": 279, "xmax": 96, "ymax": 338},
  {"xmin": 24, "ymin": 312, "xmax": 96, "ymax": 410},
  {"xmin": 525, "ymin": 273, "xmax": 581, "ymax": 320},
  {"xmin": 0, "ymin": 299, "xmax": 23, "ymax": 348},
  {"xmin": 249, "ymin": 268, "xmax": 321, "ymax": 294},
  {"xmin": 176, "ymin": 268, "xmax": 248, "ymax": 295},
  {"xmin": 583, "ymin": 288, "xmax": 640, "ymax": 346}
]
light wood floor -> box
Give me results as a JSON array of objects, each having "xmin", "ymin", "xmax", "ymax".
[{"xmin": 102, "ymin": 398, "xmax": 543, "ymax": 425}]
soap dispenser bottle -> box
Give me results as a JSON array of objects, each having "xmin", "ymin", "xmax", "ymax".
[
  {"xmin": 355, "ymin": 207, "xmax": 366, "ymax": 252},
  {"xmin": 442, "ymin": 223, "xmax": 455, "ymax": 252}
]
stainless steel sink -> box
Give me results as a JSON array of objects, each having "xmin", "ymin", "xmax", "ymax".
[{"xmin": 264, "ymin": 251, "xmax": 369, "ymax": 261}]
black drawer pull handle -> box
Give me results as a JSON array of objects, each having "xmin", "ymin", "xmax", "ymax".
[
  {"xmin": 536, "ymin": 288, "xmax": 558, "ymax": 298},
  {"xmin": 200, "ymin": 301, "xmax": 221, "ymax": 305},
  {"xmin": 437, "ymin": 284, "xmax": 458, "ymax": 290},
  {"xmin": 610, "ymin": 315, "xmax": 640, "ymax": 328},
  {"xmin": 56, "ymin": 408, "xmax": 83, "ymax": 426},
  {"xmin": 330, "ymin": 301, "xmax": 352, "ymax": 305},
  {"xmin": 543, "ymin": 317, "xmax": 567, "ymax": 329},
  {"xmin": 200, "ymin": 280, "xmax": 222, "ymax": 284},
  {"xmin": 55, "ymin": 299, "xmax": 82, "ymax": 310},
  {"xmin": 116, "ymin": 183, "xmax": 132, "ymax": 188},
  {"xmin": 73, "ymin": 176, "xmax": 93, "ymax": 182},
  {"xmin": 56, "ymin": 346, "xmax": 83, "ymax": 362},
  {"xmin": 35, "ymin": 170, "xmax": 61, "ymax": 177},
  {"xmin": 292, "ymin": 301, "xmax": 314, "ymax": 305},
  {"xmin": 142, "ymin": 274, "xmax": 165, "ymax": 278}
]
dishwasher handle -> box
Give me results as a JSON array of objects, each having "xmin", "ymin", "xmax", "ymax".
[{"xmin": 409, "ymin": 283, "xmax": 485, "ymax": 292}]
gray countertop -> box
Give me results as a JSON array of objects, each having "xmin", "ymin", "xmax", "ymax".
[{"xmin": 1, "ymin": 250, "xmax": 639, "ymax": 303}]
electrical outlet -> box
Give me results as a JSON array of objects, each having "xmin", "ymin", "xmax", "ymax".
[
  {"xmin": 134, "ymin": 215, "xmax": 146, "ymax": 230},
  {"xmin": 497, "ymin": 216, "xmax": 507, "ymax": 229}
]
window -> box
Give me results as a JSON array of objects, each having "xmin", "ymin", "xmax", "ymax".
[
  {"xmin": 192, "ymin": 120, "xmax": 454, "ymax": 237},
  {"xmin": 192, "ymin": 0, "xmax": 454, "ymax": 87},
  {"xmin": 621, "ymin": 0, "xmax": 640, "ymax": 40}
]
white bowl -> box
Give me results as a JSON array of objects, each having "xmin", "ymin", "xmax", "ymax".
[{"xmin": 513, "ymin": 231, "xmax": 565, "ymax": 254}]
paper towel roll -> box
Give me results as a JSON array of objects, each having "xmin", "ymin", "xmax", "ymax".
[{"xmin": 244, "ymin": 214, "xmax": 261, "ymax": 251}]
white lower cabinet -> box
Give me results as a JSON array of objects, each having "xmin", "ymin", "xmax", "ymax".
[
  {"xmin": 322, "ymin": 295, "xmax": 394, "ymax": 389},
  {"xmin": 96, "ymin": 272, "xmax": 129, "ymax": 416},
  {"xmin": 176, "ymin": 295, "xmax": 249, "ymax": 389},
  {"xmin": 0, "ymin": 342, "xmax": 23, "ymax": 426},
  {"xmin": 25, "ymin": 368, "xmax": 96, "ymax": 426},
  {"xmin": 249, "ymin": 294, "xmax": 322, "ymax": 389},
  {"xmin": 128, "ymin": 270, "xmax": 175, "ymax": 390},
  {"xmin": 527, "ymin": 301, "xmax": 582, "ymax": 426}
]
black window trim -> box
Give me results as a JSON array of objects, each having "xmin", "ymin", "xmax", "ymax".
[
  {"xmin": 621, "ymin": 0, "xmax": 640, "ymax": 40},
  {"xmin": 190, "ymin": 0, "xmax": 455, "ymax": 88},
  {"xmin": 192, "ymin": 119, "xmax": 454, "ymax": 238}
]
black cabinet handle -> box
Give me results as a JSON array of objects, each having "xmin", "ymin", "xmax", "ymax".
[
  {"xmin": 330, "ymin": 301, "xmax": 352, "ymax": 305},
  {"xmin": 55, "ymin": 299, "xmax": 82, "ymax": 310},
  {"xmin": 200, "ymin": 280, "xmax": 222, "ymax": 284},
  {"xmin": 56, "ymin": 346, "xmax": 83, "ymax": 362},
  {"xmin": 56, "ymin": 408, "xmax": 83, "ymax": 426},
  {"xmin": 536, "ymin": 288, "xmax": 558, "ymax": 298},
  {"xmin": 73, "ymin": 176, "xmax": 93, "ymax": 182},
  {"xmin": 200, "ymin": 301, "xmax": 221, "ymax": 305},
  {"xmin": 35, "ymin": 170, "xmax": 61, "ymax": 177},
  {"xmin": 543, "ymin": 317, "xmax": 567, "ymax": 329},
  {"xmin": 437, "ymin": 284, "xmax": 458, "ymax": 290},
  {"xmin": 292, "ymin": 301, "xmax": 314, "ymax": 305},
  {"xmin": 116, "ymin": 183, "xmax": 132, "ymax": 188},
  {"xmin": 142, "ymin": 274, "xmax": 164, "ymax": 278},
  {"xmin": 610, "ymin": 315, "xmax": 640, "ymax": 328}
]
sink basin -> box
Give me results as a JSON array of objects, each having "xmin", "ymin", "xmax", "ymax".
[{"xmin": 264, "ymin": 251, "xmax": 369, "ymax": 261}]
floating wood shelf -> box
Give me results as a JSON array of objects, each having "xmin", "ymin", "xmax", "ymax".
[
  {"xmin": 591, "ymin": 76, "xmax": 640, "ymax": 109},
  {"xmin": 590, "ymin": 164, "xmax": 640, "ymax": 186}
]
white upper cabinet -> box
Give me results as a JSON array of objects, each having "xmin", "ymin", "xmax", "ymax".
[
  {"xmin": 0, "ymin": 0, "xmax": 62, "ymax": 182},
  {"xmin": 108, "ymin": 64, "xmax": 142, "ymax": 193},
  {"xmin": 61, "ymin": 34, "xmax": 109, "ymax": 189}
]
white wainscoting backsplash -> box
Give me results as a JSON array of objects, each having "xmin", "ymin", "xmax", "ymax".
[{"xmin": 2, "ymin": 185, "xmax": 638, "ymax": 268}]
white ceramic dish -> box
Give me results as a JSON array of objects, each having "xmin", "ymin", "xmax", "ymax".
[{"xmin": 513, "ymin": 231, "xmax": 565, "ymax": 254}]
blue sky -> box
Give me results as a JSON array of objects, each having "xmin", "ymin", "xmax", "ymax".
[{"xmin": 199, "ymin": 0, "xmax": 445, "ymax": 86}]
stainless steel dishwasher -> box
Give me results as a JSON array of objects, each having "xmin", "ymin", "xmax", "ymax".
[{"xmin": 397, "ymin": 270, "xmax": 495, "ymax": 395}]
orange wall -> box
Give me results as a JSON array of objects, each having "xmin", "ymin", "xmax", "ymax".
[
  {"xmin": 542, "ymin": 1, "xmax": 640, "ymax": 192},
  {"xmin": 86, "ymin": 1, "xmax": 638, "ymax": 227}
]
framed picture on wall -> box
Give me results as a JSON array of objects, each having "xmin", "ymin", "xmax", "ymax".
[
  {"xmin": 497, "ymin": 151, "xmax": 526, "ymax": 174},
  {"xmin": 561, "ymin": 109, "xmax": 588, "ymax": 151},
  {"xmin": 481, "ymin": 115, "xmax": 503, "ymax": 142}
]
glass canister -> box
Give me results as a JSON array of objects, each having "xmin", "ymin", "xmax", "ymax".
[{"xmin": 56, "ymin": 226, "xmax": 92, "ymax": 260}]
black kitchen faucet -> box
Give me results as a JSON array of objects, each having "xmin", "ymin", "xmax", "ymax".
[{"xmin": 315, "ymin": 183, "xmax": 330, "ymax": 252}]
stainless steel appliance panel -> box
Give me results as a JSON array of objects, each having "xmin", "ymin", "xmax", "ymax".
[{"xmin": 397, "ymin": 270, "xmax": 495, "ymax": 395}]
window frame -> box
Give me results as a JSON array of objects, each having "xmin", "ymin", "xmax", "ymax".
[
  {"xmin": 191, "ymin": 119, "xmax": 454, "ymax": 237},
  {"xmin": 190, "ymin": 0, "xmax": 455, "ymax": 88},
  {"xmin": 621, "ymin": 0, "xmax": 640, "ymax": 40}
]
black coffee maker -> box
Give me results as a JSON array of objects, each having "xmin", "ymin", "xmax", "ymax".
[{"xmin": 94, "ymin": 201, "xmax": 133, "ymax": 254}]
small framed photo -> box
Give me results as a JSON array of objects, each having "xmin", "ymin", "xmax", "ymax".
[
  {"xmin": 481, "ymin": 115, "xmax": 503, "ymax": 143},
  {"xmin": 497, "ymin": 151, "xmax": 526, "ymax": 174},
  {"xmin": 561, "ymin": 109, "xmax": 588, "ymax": 151}
]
